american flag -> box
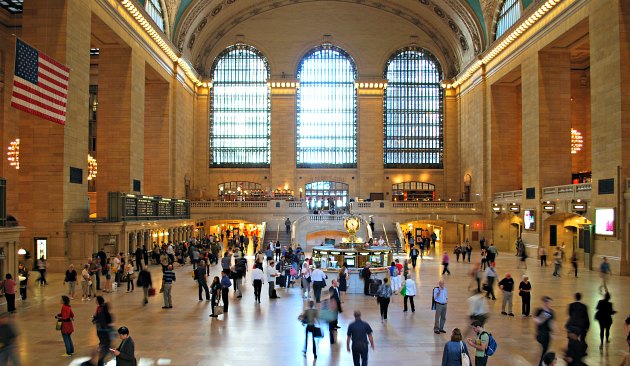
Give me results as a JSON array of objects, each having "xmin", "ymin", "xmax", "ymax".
[{"xmin": 11, "ymin": 38, "xmax": 69, "ymax": 125}]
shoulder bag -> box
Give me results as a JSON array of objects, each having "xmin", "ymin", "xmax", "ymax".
[{"xmin": 460, "ymin": 341, "xmax": 471, "ymax": 366}]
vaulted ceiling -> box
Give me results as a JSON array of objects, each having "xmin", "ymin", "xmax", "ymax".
[{"xmin": 163, "ymin": 0, "xmax": 503, "ymax": 78}]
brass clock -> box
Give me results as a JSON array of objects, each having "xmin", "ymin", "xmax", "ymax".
[{"xmin": 344, "ymin": 215, "xmax": 361, "ymax": 233}]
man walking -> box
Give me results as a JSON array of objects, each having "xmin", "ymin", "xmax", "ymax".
[
  {"xmin": 534, "ymin": 296, "xmax": 555, "ymax": 365},
  {"xmin": 267, "ymin": 260, "xmax": 280, "ymax": 299},
  {"xmin": 347, "ymin": 310, "xmax": 375, "ymax": 366},
  {"xmin": 484, "ymin": 264, "xmax": 498, "ymax": 300},
  {"xmin": 161, "ymin": 264, "xmax": 176, "ymax": 309},
  {"xmin": 195, "ymin": 261, "xmax": 210, "ymax": 301},
  {"xmin": 221, "ymin": 270, "xmax": 232, "ymax": 312},
  {"xmin": 410, "ymin": 245, "xmax": 419, "ymax": 268},
  {"xmin": 433, "ymin": 279, "xmax": 448, "ymax": 334},
  {"xmin": 566, "ymin": 293, "xmax": 589, "ymax": 342},
  {"xmin": 498, "ymin": 272, "xmax": 515, "ymax": 316}
]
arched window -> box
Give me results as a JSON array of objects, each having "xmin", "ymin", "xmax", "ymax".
[
  {"xmin": 210, "ymin": 44, "xmax": 270, "ymax": 167},
  {"xmin": 392, "ymin": 181, "xmax": 435, "ymax": 201},
  {"xmin": 145, "ymin": 0, "xmax": 165, "ymax": 31},
  {"xmin": 495, "ymin": 0, "xmax": 521, "ymax": 39},
  {"xmin": 297, "ymin": 45, "xmax": 357, "ymax": 168},
  {"xmin": 384, "ymin": 48, "xmax": 443, "ymax": 168}
]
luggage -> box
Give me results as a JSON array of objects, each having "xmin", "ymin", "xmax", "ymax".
[
  {"xmin": 276, "ymin": 275, "xmax": 287, "ymax": 287},
  {"xmin": 369, "ymin": 279, "xmax": 382, "ymax": 296}
]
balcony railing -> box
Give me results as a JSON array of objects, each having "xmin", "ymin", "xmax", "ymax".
[
  {"xmin": 541, "ymin": 183, "xmax": 591, "ymax": 199},
  {"xmin": 493, "ymin": 190, "xmax": 523, "ymax": 200}
]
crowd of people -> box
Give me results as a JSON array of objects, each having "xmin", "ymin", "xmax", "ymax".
[{"xmin": 0, "ymin": 233, "xmax": 628, "ymax": 366}]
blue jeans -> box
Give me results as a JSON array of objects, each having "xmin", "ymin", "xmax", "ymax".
[{"xmin": 62, "ymin": 332, "xmax": 74, "ymax": 354}]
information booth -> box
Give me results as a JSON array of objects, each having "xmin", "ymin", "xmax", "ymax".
[{"xmin": 312, "ymin": 245, "xmax": 392, "ymax": 294}]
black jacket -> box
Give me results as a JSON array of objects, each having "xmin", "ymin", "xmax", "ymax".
[
  {"xmin": 116, "ymin": 336, "xmax": 137, "ymax": 366},
  {"xmin": 136, "ymin": 270, "xmax": 152, "ymax": 288},
  {"xmin": 566, "ymin": 301, "xmax": 590, "ymax": 331}
]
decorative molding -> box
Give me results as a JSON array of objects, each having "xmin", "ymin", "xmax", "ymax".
[{"xmin": 189, "ymin": 0, "xmax": 462, "ymax": 78}]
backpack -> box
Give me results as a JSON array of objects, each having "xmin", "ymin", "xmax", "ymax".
[{"xmin": 480, "ymin": 331, "xmax": 498, "ymax": 356}]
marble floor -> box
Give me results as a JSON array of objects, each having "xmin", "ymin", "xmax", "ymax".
[{"xmin": 3, "ymin": 246, "xmax": 629, "ymax": 366}]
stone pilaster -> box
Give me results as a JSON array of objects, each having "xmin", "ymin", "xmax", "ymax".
[
  {"xmin": 16, "ymin": 0, "xmax": 91, "ymax": 271},
  {"xmin": 356, "ymin": 81, "xmax": 386, "ymax": 198},
  {"xmin": 96, "ymin": 47, "xmax": 145, "ymax": 217},
  {"xmin": 144, "ymin": 76, "xmax": 171, "ymax": 196},
  {"xmin": 589, "ymin": 0, "xmax": 630, "ymax": 274},
  {"xmin": 269, "ymin": 81, "xmax": 298, "ymax": 192}
]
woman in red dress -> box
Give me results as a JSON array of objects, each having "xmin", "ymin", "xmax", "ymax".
[{"xmin": 56, "ymin": 295, "xmax": 75, "ymax": 356}]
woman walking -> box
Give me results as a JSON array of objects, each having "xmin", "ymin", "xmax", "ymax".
[
  {"xmin": 93, "ymin": 296, "xmax": 113, "ymax": 365},
  {"xmin": 301, "ymin": 261, "xmax": 312, "ymax": 300},
  {"xmin": 377, "ymin": 277, "xmax": 393, "ymax": 322},
  {"xmin": 338, "ymin": 265, "xmax": 349, "ymax": 303},
  {"xmin": 389, "ymin": 261, "xmax": 401, "ymax": 294},
  {"xmin": 442, "ymin": 251, "xmax": 451, "ymax": 275},
  {"xmin": 518, "ymin": 275, "xmax": 532, "ymax": 317},
  {"xmin": 595, "ymin": 292, "xmax": 616, "ymax": 350},
  {"xmin": 56, "ymin": 295, "xmax": 75, "ymax": 356},
  {"xmin": 441, "ymin": 328, "xmax": 470, "ymax": 366},
  {"xmin": 209, "ymin": 276, "xmax": 222, "ymax": 317},
  {"xmin": 2, "ymin": 274, "xmax": 16, "ymax": 313},
  {"xmin": 64, "ymin": 264, "xmax": 77, "ymax": 299},
  {"xmin": 125, "ymin": 262, "xmax": 134, "ymax": 293}
]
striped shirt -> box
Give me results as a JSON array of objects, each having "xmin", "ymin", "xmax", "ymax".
[{"xmin": 162, "ymin": 270, "xmax": 176, "ymax": 284}]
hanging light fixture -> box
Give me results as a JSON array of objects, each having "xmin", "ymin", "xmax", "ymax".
[
  {"xmin": 7, "ymin": 138, "xmax": 19, "ymax": 169},
  {"xmin": 571, "ymin": 128, "xmax": 583, "ymax": 154},
  {"xmin": 87, "ymin": 154, "xmax": 98, "ymax": 180}
]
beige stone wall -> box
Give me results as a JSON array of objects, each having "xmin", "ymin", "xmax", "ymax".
[
  {"xmin": 570, "ymin": 70, "xmax": 591, "ymax": 174},
  {"xmin": 144, "ymin": 74, "xmax": 171, "ymax": 196}
]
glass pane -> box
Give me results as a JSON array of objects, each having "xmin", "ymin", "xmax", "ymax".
[
  {"xmin": 384, "ymin": 48, "xmax": 444, "ymax": 168},
  {"xmin": 210, "ymin": 45, "xmax": 271, "ymax": 167},
  {"xmin": 496, "ymin": 0, "xmax": 521, "ymax": 39},
  {"xmin": 297, "ymin": 46, "xmax": 357, "ymax": 168}
]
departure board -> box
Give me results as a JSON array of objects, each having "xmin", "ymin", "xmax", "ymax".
[{"xmin": 108, "ymin": 192, "xmax": 190, "ymax": 221}]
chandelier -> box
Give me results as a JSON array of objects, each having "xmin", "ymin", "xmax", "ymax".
[
  {"xmin": 570, "ymin": 128, "xmax": 583, "ymax": 154},
  {"xmin": 87, "ymin": 154, "xmax": 98, "ymax": 180},
  {"xmin": 7, "ymin": 138, "xmax": 19, "ymax": 169}
]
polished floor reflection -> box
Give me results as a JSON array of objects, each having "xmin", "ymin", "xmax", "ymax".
[{"xmin": 4, "ymin": 248, "xmax": 629, "ymax": 366}]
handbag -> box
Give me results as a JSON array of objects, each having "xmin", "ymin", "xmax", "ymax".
[
  {"xmin": 148, "ymin": 288, "xmax": 156, "ymax": 297},
  {"xmin": 55, "ymin": 320, "xmax": 62, "ymax": 331},
  {"xmin": 312, "ymin": 326, "xmax": 323, "ymax": 338},
  {"xmin": 461, "ymin": 341, "xmax": 471, "ymax": 366},
  {"xmin": 213, "ymin": 306, "xmax": 224, "ymax": 316}
]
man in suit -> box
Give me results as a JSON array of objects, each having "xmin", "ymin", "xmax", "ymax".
[
  {"xmin": 111, "ymin": 326, "xmax": 136, "ymax": 366},
  {"xmin": 566, "ymin": 292, "xmax": 590, "ymax": 342},
  {"xmin": 327, "ymin": 280, "xmax": 342, "ymax": 344}
]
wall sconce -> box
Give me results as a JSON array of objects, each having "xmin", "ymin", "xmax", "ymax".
[
  {"xmin": 542, "ymin": 201, "xmax": 555, "ymax": 213},
  {"xmin": 492, "ymin": 203, "xmax": 502, "ymax": 214},
  {"xmin": 87, "ymin": 154, "xmax": 98, "ymax": 180},
  {"xmin": 17, "ymin": 248, "xmax": 26, "ymax": 255},
  {"xmin": 7, "ymin": 138, "xmax": 19, "ymax": 170},
  {"xmin": 152, "ymin": 233, "xmax": 158, "ymax": 238},
  {"xmin": 509, "ymin": 203, "xmax": 520, "ymax": 213},
  {"xmin": 571, "ymin": 200, "xmax": 587, "ymax": 214}
]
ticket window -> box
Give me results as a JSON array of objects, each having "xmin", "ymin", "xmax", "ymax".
[
  {"xmin": 344, "ymin": 256, "xmax": 356, "ymax": 268},
  {"xmin": 34, "ymin": 238, "xmax": 47, "ymax": 260}
]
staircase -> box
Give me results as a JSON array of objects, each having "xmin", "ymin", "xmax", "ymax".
[
  {"xmin": 261, "ymin": 230, "xmax": 292, "ymax": 250},
  {"xmin": 372, "ymin": 230, "xmax": 398, "ymax": 247}
]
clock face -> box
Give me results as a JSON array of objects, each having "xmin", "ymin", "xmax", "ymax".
[{"xmin": 345, "ymin": 216, "xmax": 360, "ymax": 232}]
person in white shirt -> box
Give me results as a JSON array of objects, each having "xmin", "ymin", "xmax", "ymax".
[
  {"xmin": 251, "ymin": 267, "xmax": 265, "ymax": 303},
  {"xmin": 301, "ymin": 262, "xmax": 312, "ymax": 300},
  {"xmin": 403, "ymin": 277, "xmax": 416, "ymax": 312},
  {"xmin": 310, "ymin": 265, "xmax": 327, "ymax": 303},
  {"xmin": 267, "ymin": 261, "xmax": 280, "ymax": 299}
]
